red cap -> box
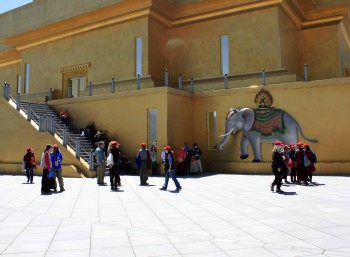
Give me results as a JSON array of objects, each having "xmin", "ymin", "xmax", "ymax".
[
  {"xmin": 289, "ymin": 142, "xmax": 295, "ymax": 147},
  {"xmin": 112, "ymin": 141, "xmax": 120, "ymax": 146},
  {"xmin": 165, "ymin": 145, "xmax": 171, "ymax": 151},
  {"xmin": 296, "ymin": 142, "xmax": 303, "ymax": 147},
  {"xmin": 27, "ymin": 147, "xmax": 33, "ymax": 151},
  {"xmin": 284, "ymin": 145, "xmax": 289, "ymax": 149},
  {"xmin": 304, "ymin": 143, "xmax": 309, "ymax": 147},
  {"xmin": 274, "ymin": 141, "xmax": 282, "ymax": 146},
  {"xmin": 141, "ymin": 143, "xmax": 146, "ymax": 147},
  {"xmin": 53, "ymin": 144, "xmax": 58, "ymax": 148}
]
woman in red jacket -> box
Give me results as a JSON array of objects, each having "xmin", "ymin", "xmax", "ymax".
[{"xmin": 23, "ymin": 147, "xmax": 36, "ymax": 183}]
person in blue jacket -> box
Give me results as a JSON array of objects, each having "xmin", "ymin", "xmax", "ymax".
[
  {"xmin": 159, "ymin": 146, "xmax": 182, "ymax": 192},
  {"xmin": 50, "ymin": 144, "xmax": 65, "ymax": 192}
]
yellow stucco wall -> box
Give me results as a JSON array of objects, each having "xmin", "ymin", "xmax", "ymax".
[
  {"xmin": 0, "ymin": 98, "xmax": 91, "ymax": 177},
  {"xmin": 20, "ymin": 17, "xmax": 149, "ymax": 95},
  {"xmin": 299, "ymin": 25, "xmax": 340, "ymax": 80},
  {"xmin": 160, "ymin": 7, "xmax": 282, "ymax": 81}
]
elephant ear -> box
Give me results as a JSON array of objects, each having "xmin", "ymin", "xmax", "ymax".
[{"xmin": 239, "ymin": 108, "xmax": 255, "ymax": 131}]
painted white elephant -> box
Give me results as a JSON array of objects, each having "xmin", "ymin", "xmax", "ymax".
[{"xmin": 217, "ymin": 108, "xmax": 318, "ymax": 162}]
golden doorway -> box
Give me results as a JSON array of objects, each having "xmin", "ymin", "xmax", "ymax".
[{"xmin": 60, "ymin": 63, "xmax": 90, "ymax": 99}]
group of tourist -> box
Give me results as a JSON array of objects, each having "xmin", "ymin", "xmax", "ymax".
[
  {"xmin": 23, "ymin": 144, "xmax": 65, "ymax": 195},
  {"xmin": 271, "ymin": 141, "xmax": 317, "ymax": 193}
]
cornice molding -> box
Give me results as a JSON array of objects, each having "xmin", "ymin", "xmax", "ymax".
[
  {"xmin": 60, "ymin": 63, "xmax": 91, "ymax": 73},
  {"xmin": 0, "ymin": 0, "xmax": 348, "ymax": 53},
  {"xmin": 0, "ymin": 50, "xmax": 22, "ymax": 68}
]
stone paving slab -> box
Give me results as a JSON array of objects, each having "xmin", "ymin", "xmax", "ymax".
[{"xmin": 0, "ymin": 174, "xmax": 350, "ymax": 257}]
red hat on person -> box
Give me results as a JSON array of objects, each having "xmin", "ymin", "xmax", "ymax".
[
  {"xmin": 53, "ymin": 144, "xmax": 58, "ymax": 148},
  {"xmin": 296, "ymin": 142, "xmax": 303, "ymax": 147},
  {"xmin": 284, "ymin": 145, "xmax": 289, "ymax": 149},
  {"xmin": 290, "ymin": 142, "xmax": 295, "ymax": 147},
  {"xmin": 274, "ymin": 141, "xmax": 282, "ymax": 146},
  {"xmin": 112, "ymin": 141, "xmax": 120, "ymax": 146},
  {"xmin": 140, "ymin": 143, "xmax": 146, "ymax": 147},
  {"xmin": 165, "ymin": 145, "xmax": 171, "ymax": 151},
  {"xmin": 304, "ymin": 143, "xmax": 309, "ymax": 147},
  {"xmin": 27, "ymin": 147, "xmax": 33, "ymax": 151}
]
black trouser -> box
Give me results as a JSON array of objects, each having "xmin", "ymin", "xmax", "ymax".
[
  {"xmin": 271, "ymin": 167, "xmax": 282, "ymax": 190},
  {"xmin": 151, "ymin": 161, "xmax": 158, "ymax": 176},
  {"xmin": 41, "ymin": 169, "xmax": 54, "ymax": 193},
  {"xmin": 110, "ymin": 164, "xmax": 120, "ymax": 188},
  {"xmin": 290, "ymin": 167, "xmax": 297, "ymax": 182}
]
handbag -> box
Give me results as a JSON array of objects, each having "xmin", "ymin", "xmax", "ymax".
[
  {"xmin": 287, "ymin": 158, "xmax": 293, "ymax": 168},
  {"xmin": 47, "ymin": 170, "xmax": 54, "ymax": 179},
  {"xmin": 106, "ymin": 153, "xmax": 114, "ymax": 167}
]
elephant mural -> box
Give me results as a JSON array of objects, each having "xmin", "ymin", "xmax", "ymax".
[{"xmin": 217, "ymin": 107, "xmax": 318, "ymax": 162}]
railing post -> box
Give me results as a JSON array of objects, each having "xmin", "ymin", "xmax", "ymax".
[
  {"xmin": 75, "ymin": 138, "xmax": 80, "ymax": 158},
  {"xmin": 63, "ymin": 126, "xmax": 67, "ymax": 146},
  {"xmin": 3, "ymin": 82, "xmax": 6, "ymax": 98},
  {"xmin": 190, "ymin": 77, "xmax": 194, "ymax": 94},
  {"xmin": 6, "ymin": 83, "xmax": 10, "ymax": 100},
  {"xmin": 89, "ymin": 81, "xmax": 92, "ymax": 96},
  {"xmin": 165, "ymin": 69, "xmax": 168, "ymax": 87},
  {"xmin": 68, "ymin": 86, "xmax": 72, "ymax": 98},
  {"xmin": 111, "ymin": 77, "xmax": 115, "ymax": 93},
  {"xmin": 304, "ymin": 63, "xmax": 308, "ymax": 81},
  {"xmin": 137, "ymin": 74, "xmax": 141, "ymax": 90},
  {"xmin": 262, "ymin": 69, "xmax": 266, "ymax": 86},
  {"xmin": 27, "ymin": 103, "xmax": 32, "ymax": 121},
  {"xmin": 51, "ymin": 115, "xmax": 55, "ymax": 134},
  {"xmin": 178, "ymin": 73, "xmax": 182, "ymax": 90},
  {"xmin": 224, "ymin": 74, "xmax": 228, "ymax": 89},
  {"xmin": 16, "ymin": 93, "xmax": 21, "ymax": 110},
  {"xmin": 89, "ymin": 149, "xmax": 95, "ymax": 171},
  {"xmin": 39, "ymin": 114, "xmax": 44, "ymax": 132},
  {"xmin": 49, "ymin": 87, "xmax": 53, "ymax": 100}
]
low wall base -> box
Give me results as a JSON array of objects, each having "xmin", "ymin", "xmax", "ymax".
[
  {"xmin": 207, "ymin": 161, "xmax": 350, "ymax": 176},
  {"xmin": 0, "ymin": 163, "xmax": 84, "ymax": 178}
]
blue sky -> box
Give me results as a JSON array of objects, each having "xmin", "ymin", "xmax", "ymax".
[{"xmin": 0, "ymin": 0, "xmax": 33, "ymax": 14}]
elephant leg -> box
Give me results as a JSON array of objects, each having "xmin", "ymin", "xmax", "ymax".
[
  {"xmin": 240, "ymin": 133, "xmax": 249, "ymax": 159},
  {"xmin": 248, "ymin": 134, "xmax": 262, "ymax": 162}
]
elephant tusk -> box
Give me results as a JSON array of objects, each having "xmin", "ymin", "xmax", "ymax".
[{"xmin": 219, "ymin": 129, "xmax": 234, "ymax": 137}]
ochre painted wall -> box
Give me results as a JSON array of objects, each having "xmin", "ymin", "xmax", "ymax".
[
  {"xmin": 0, "ymin": 98, "xmax": 90, "ymax": 177},
  {"xmin": 155, "ymin": 8, "xmax": 282, "ymax": 82},
  {"xmin": 299, "ymin": 25, "xmax": 340, "ymax": 80},
  {"xmin": 20, "ymin": 18, "xmax": 149, "ymax": 95}
]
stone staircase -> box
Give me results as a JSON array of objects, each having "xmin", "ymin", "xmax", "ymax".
[{"xmin": 19, "ymin": 101, "xmax": 94, "ymax": 166}]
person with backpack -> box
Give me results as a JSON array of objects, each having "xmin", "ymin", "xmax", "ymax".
[
  {"xmin": 23, "ymin": 147, "xmax": 36, "ymax": 184},
  {"xmin": 136, "ymin": 142, "xmax": 151, "ymax": 186},
  {"xmin": 159, "ymin": 145, "xmax": 182, "ymax": 192}
]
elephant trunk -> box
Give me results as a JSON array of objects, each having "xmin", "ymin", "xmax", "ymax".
[{"xmin": 218, "ymin": 129, "xmax": 233, "ymax": 150}]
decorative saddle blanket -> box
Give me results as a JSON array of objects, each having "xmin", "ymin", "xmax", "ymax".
[{"xmin": 251, "ymin": 108, "xmax": 286, "ymax": 136}]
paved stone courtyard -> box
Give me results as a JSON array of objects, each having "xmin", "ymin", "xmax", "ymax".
[{"xmin": 0, "ymin": 174, "xmax": 350, "ymax": 257}]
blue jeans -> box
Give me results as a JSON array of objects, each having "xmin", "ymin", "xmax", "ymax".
[
  {"xmin": 26, "ymin": 167, "xmax": 34, "ymax": 182},
  {"xmin": 162, "ymin": 169, "xmax": 181, "ymax": 190}
]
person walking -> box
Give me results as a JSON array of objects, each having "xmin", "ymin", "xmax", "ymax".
[
  {"xmin": 270, "ymin": 141, "xmax": 284, "ymax": 193},
  {"xmin": 136, "ymin": 142, "xmax": 151, "ymax": 185},
  {"xmin": 304, "ymin": 143, "xmax": 316, "ymax": 183},
  {"xmin": 23, "ymin": 147, "xmax": 36, "ymax": 183},
  {"xmin": 160, "ymin": 146, "xmax": 182, "ymax": 192},
  {"xmin": 40, "ymin": 144, "xmax": 53, "ymax": 195},
  {"xmin": 50, "ymin": 144, "xmax": 65, "ymax": 192},
  {"xmin": 96, "ymin": 141, "xmax": 107, "ymax": 185}
]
